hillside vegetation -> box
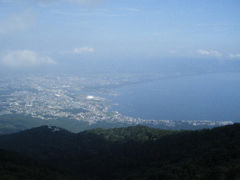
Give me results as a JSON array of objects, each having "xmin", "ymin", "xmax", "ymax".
[{"xmin": 0, "ymin": 124, "xmax": 239, "ymax": 179}]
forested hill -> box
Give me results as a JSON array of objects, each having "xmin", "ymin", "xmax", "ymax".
[{"xmin": 0, "ymin": 124, "xmax": 240, "ymax": 179}]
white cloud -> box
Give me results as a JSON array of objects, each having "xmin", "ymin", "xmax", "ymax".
[
  {"xmin": 1, "ymin": 50, "xmax": 56, "ymax": 68},
  {"xmin": 0, "ymin": 11, "xmax": 35, "ymax": 34},
  {"xmin": 53, "ymin": 9, "xmax": 121, "ymax": 17},
  {"xmin": 0, "ymin": 0, "xmax": 15, "ymax": 2},
  {"xmin": 229, "ymin": 54, "xmax": 240, "ymax": 59},
  {"xmin": 120, "ymin": 8, "xmax": 141, "ymax": 12},
  {"xmin": 197, "ymin": 49, "xmax": 222, "ymax": 57},
  {"xmin": 169, "ymin": 50, "xmax": 177, "ymax": 54},
  {"xmin": 73, "ymin": 47, "xmax": 95, "ymax": 54},
  {"xmin": 0, "ymin": 0, "xmax": 104, "ymax": 5},
  {"xmin": 68, "ymin": 0, "xmax": 104, "ymax": 3}
]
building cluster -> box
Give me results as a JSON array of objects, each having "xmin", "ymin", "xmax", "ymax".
[{"xmin": 0, "ymin": 74, "xmax": 233, "ymax": 129}]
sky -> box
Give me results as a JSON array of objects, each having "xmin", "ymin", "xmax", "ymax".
[{"xmin": 0, "ymin": 0, "xmax": 240, "ymax": 69}]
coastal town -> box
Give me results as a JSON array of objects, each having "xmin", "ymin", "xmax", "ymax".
[{"xmin": 0, "ymin": 73, "xmax": 233, "ymax": 129}]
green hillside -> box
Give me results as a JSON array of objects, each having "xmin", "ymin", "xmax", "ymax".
[
  {"xmin": 0, "ymin": 124, "xmax": 239, "ymax": 179},
  {"xmin": 0, "ymin": 149, "xmax": 74, "ymax": 180}
]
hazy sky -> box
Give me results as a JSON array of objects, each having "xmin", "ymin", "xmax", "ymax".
[{"xmin": 0, "ymin": 0, "xmax": 240, "ymax": 68}]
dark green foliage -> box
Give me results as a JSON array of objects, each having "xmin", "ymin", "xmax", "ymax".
[
  {"xmin": 0, "ymin": 149, "xmax": 74, "ymax": 180},
  {"xmin": 86, "ymin": 125, "xmax": 174, "ymax": 142},
  {"xmin": 0, "ymin": 124, "xmax": 240, "ymax": 179}
]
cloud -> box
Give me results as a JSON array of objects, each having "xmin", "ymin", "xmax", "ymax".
[
  {"xmin": 169, "ymin": 50, "xmax": 177, "ymax": 54},
  {"xmin": 197, "ymin": 49, "xmax": 222, "ymax": 57},
  {"xmin": 53, "ymin": 9, "xmax": 121, "ymax": 17},
  {"xmin": 120, "ymin": 8, "xmax": 141, "ymax": 12},
  {"xmin": 0, "ymin": 0, "xmax": 105, "ymax": 5},
  {"xmin": 0, "ymin": 0, "xmax": 16, "ymax": 2},
  {"xmin": 229, "ymin": 54, "xmax": 240, "ymax": 59},
  {"xmin": 73, "ymin": 47, "xmax": 95, "ymax": 54},
  {"xmin": 1, "ymin": 50, "xmax": 56, "ymax": 68},
  {"xmin": 0, "ymin": 11, "xmax": 35, "ymax": 34},
  {"xmin": 67, "ymin": 0, "xmax": 104, "ymax": 4}
]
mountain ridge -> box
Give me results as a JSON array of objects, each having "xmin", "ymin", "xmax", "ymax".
[{"xmin": 0, "ymin": 124, "xmax": 240, "ymax": 179}]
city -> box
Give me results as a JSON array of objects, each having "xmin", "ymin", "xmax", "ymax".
[{"xmin": 0, "ymin": 73, "xmax": 233, "ymax": 130}]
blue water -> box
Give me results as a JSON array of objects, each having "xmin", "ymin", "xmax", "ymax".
[{"xmin": 110, "ymin": 73, "xmax": 240, "ymax": 122}]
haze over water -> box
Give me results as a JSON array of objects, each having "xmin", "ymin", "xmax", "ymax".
[{"xmin": 111, "ymin": 72, "xmax": 240, "ymax": 122}]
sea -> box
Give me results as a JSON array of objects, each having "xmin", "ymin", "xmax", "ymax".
[{"xmin": 110, "ymin": 72, "xmax": 240, "ymax": 122}]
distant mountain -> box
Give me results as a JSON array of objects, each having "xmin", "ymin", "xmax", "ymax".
[{"xmin": 0, "ymin": 124, "xmax": 240, "ymax": 179}]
